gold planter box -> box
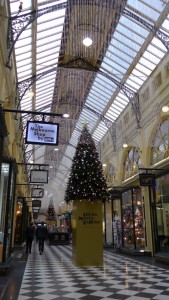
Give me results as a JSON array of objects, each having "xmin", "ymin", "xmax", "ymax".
[{"xmin": 72, "ymin": 200, "xmax": 103, "ymax": 266}]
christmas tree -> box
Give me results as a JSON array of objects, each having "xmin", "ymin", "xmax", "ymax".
[
  {"xmin": 65, "ymin": 125, "xmax": 108, "ymax": 203},
  {"xmin": 46, "ymin": 199, "xmax": 56, "ymax": 221}
]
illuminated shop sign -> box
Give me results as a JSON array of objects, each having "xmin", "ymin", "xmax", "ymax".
[{"xmin": 26, "ymin": 121, "xmax": 59, "ymax": 145}]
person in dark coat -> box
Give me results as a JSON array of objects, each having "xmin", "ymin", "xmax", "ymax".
[
  {"xmin": 26, "ymin": 222, "xmax": 35, "ymax": 254},
  {"xmin": 36, "ymin": 221, "xmax": 48, "ymax": 254}
]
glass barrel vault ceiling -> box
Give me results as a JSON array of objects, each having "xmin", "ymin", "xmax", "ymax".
[{"xmin": 9, "ymin": 0, "xmax": 169, "ymax": 204}]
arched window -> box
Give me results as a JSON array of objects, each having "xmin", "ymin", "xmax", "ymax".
[
  {"xmin": 123, "ymin": 148, "xmax": 141, "ymax": 180},
  {"xmin": 151, "ymin": 120, "xmax": 169, "ymax": 165}
]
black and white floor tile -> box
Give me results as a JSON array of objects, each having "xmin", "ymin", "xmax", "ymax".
[{"xmin": 18, "ymin": 242, "xmax": 169, "ymax": 300}]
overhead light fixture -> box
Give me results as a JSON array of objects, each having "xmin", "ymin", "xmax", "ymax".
[
  {"xmin": 83, "ymin": 37, "xmax": 93, "ymax": 47},
  {"xmin": 123, "ymin": 143, "xmax": 128, "ymax": 148},
  {"xmin": 63, "ymin": 113, "xmax": 69, "ymax": 118},
  {"xmin": 54, "ymin": 148, "xmax": 59, "ymax": 151},
  {"xmin": 102, "ymin": 163, "xmax": 107, "ymax": 167},
  {"xmin": 162, "ymin": 106, "xmax": 169, "ymax": 112}
]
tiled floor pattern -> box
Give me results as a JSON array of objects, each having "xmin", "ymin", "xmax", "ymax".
[{"xmin": 18, "ymin": 242, "xmax": 169, "ymax": 300}]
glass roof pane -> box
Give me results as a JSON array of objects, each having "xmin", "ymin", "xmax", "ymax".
[
  {"xmin": 109, "ymin": 44, "xmax": 134, "ymax": 64},
  {"xmin": 16, "ymin": 58, "xmax": 32, "ymax": 68},
  {"xmin": 139, "ymin": 57, "xmax": 156, "ymax": 71},
  {"xmin": 149, "ymin": 37, "xmax": 167, "ymax": 54},
  {"xmin": 117, "ymin": 23, "xmax": 145, "ymax": 45},
  {"xmin": 119, "ymin": 15, "xmax": 149, "ymax": 38},
  {"xmin": 96, "ymin": 74, "xmax": 117, "ymax": 91},
  {"xmin": 143, "ymin": 51, "xmax": 161, "ymax": 65},
  {"xmin": 127, "ymin": 0, "xmax": 160, "ymax": 19},
  {"xmin": 111, "ymin": 38, "xmax": 137, "ymax": 58},
  {"xmin": 93, "ymin": 82, "xmax": 112, "ymax": 97},
  {"xmin": 106, "ymin": 52, "xmax": 130, "ymax": 70},
  {"xmin": 162, "ymin": 18, "xmax": 169, "ymax": 31},
  {"xmin": 15, "ymin": 52, "xmax": 32, "ymax": 62},
  {"xmin": 132, "ymin": 69, "xmax": 148, "ymax": 81},
  {"xmin": 15, "ymin": 37, "xmax": 32, "ymax": 49},
  {"xmin": 125, "ymin": 78, "xmax": 141, "ymax": 91},
  {"xmin": 10, "ymin": 4, "xmax": 31, "ymax": 15},
  {"xmin": 135, "ymin": 63, "xmax": 152, "ymax": 76}
]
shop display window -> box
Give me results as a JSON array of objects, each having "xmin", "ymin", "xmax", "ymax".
[
  {"xmin": 133, "ymin": 189, "xmax": 145, "ymax": 249},
  {"xmin": 122, "ymin": 190, "xmax": 134, "ymax": 249},
  {"xmin": 122, "ymin": 188, "xmax": 144, "ymax": 250},
  {"xmin": 155, "ymin": 174, "xmax": 169, "ymax": 251},
  {"xmin": 112, "ymin": 199, "xmax": 122, "ymax": 248}
]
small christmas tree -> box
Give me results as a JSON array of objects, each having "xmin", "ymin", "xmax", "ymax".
[
  {"xmin": 65, "ymin": 125, "xmax": 108, "ymax": 203},
  {"xmin": 46, "ymin": 199, "xmax": 56, "ymax": 221}
]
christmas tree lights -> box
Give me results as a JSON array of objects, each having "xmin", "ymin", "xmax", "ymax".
[{"xmin": 65, "ymin": 126, "xmax": 108, "ymax": 203}]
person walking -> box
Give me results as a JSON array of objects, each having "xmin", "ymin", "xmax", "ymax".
[
  {"xmin": 36, "ymin": 221, "xmax": 48, "ymax": 255},
  {"xmin": 26, "ymin": 222, "xmax": 35, "ymax": 254}
]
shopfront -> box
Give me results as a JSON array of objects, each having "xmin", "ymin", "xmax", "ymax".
[
  {"xmin": 0, "ymin": 159, "xmax": 17, "ymax": 263},
  {"xmin": 155, "ymin": 173, "xmax": 169, "ymax": 252},
  {"xmin": 121, "ymin": 188, "xmax": 145, "ymax": 250}
]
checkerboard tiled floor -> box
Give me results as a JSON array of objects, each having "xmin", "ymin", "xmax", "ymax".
[{"xmin": 18, "ymin": 242, "xmax": 169, "ymax": 300}]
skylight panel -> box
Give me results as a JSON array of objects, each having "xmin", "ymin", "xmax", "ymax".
[
  {"xmin": 162, "ymin": 18, "xmax": 169, "ymax": 32},
  {"xmin": 101, "ymin": 62, "xmax": 125, "ymax": 78},
  {"xmin": 119, "ymin": 15, "xmax": 149, "ymax": 38},
  {"xmin": 129, "ymin": 74, "xmax": 144, "ymax": 86},
  {"xmin": 143, "ymin": 51, "xmax": 161, "ymax": 65},
  {"xmin": 105, "ymin": 52, "xmax": 130, "ymax": 70},
  {"xmin": 139, "ymin": 57, "xmax": 156, "ymax": 71},
  {"xmin": 135, "ymin": 63, "xmax": 152, "ymax": 76},
  {"xmin": 16, "ymin": 58, "xmax": 32, "ymax": 68},
  {"xmin": 94, "ymin": 80, "xmax": 113, "ymax": 95},
  {"xmin": 37, "ymin": 40, "xmax": 62, "ymax": 52},
  {"xmin": 92, "ymin": 85, "xmax": 110, "ymax": 100},
  {"xmin": 108, "ymin": 103, "xmax": 123, "ymax": 115},
  {"xmin": 125, "ymin": 78, "xmax": 141, "ymax": 91},
  {"xmin": 127, "ymin": 0, "xmax": 160, "ymax": 20},
  {"xmin": 109, "ymin": 43, "xmax": 134, "ymax": 63},
  {"xmin": 36, "ymin": 60, "xmax": 59, "ymax": 71},
  {"xmin": 96, "ymin": 74, "xmax": 117, "ymax": 92},
  {"xmin": 111, "ymin": 38, "xmax": 137, "ymax": 58},
  {"xmin": 15, "ymin": 37, "xmax": 32, "ymax": 49},
  {"xmin": 93, "ymin": 123, "xmax": 108, "ymax": 141},
  {"xmin": 37, "ymin": 74, "xmax": 56, "ymax": 82},
  {"xmin": 16, "ymin": 64, "xmax": 32, "ymax": 73},
  {"xmin": 15, "ymin": 52, "xmax": 32, "ymax": 62},
  {"xmin": 87, "ymin": 99, "xmax": 106, "ymax": 114},
  {"xmin": 86, "ymin": 91, "xmax": 104, "ymax": 104},
  {"xmin": 114, "ymin": 31, "xmax": 141, "ymax": 52},
  {"xmin": 104, "ymin": 112, "xmax": 116, "ymax": 122},
  {"xmin": 17, "ymin": 70, "xmax": 32, "ymax": 81},
  {"xmin": 37, "ymin": 33, "xmax": 62, "ymax": 46},
  {"xmin": 150, "ymin": 37, "xmax": 167, "ymax": 53},
  {"xmin": 132, "ymin": 69, "xmax": 148, "ymax": 81},
  {"xmin": 117, "ymin": 24, "xmax": 145, "ymax": 46},
  {"xmin": 114, "ymin": 99, "xmax": 127, "ymax": 109},
  {"xmin": 10, "ymin": 0, "xmax": 32, "ymax": 14}
]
